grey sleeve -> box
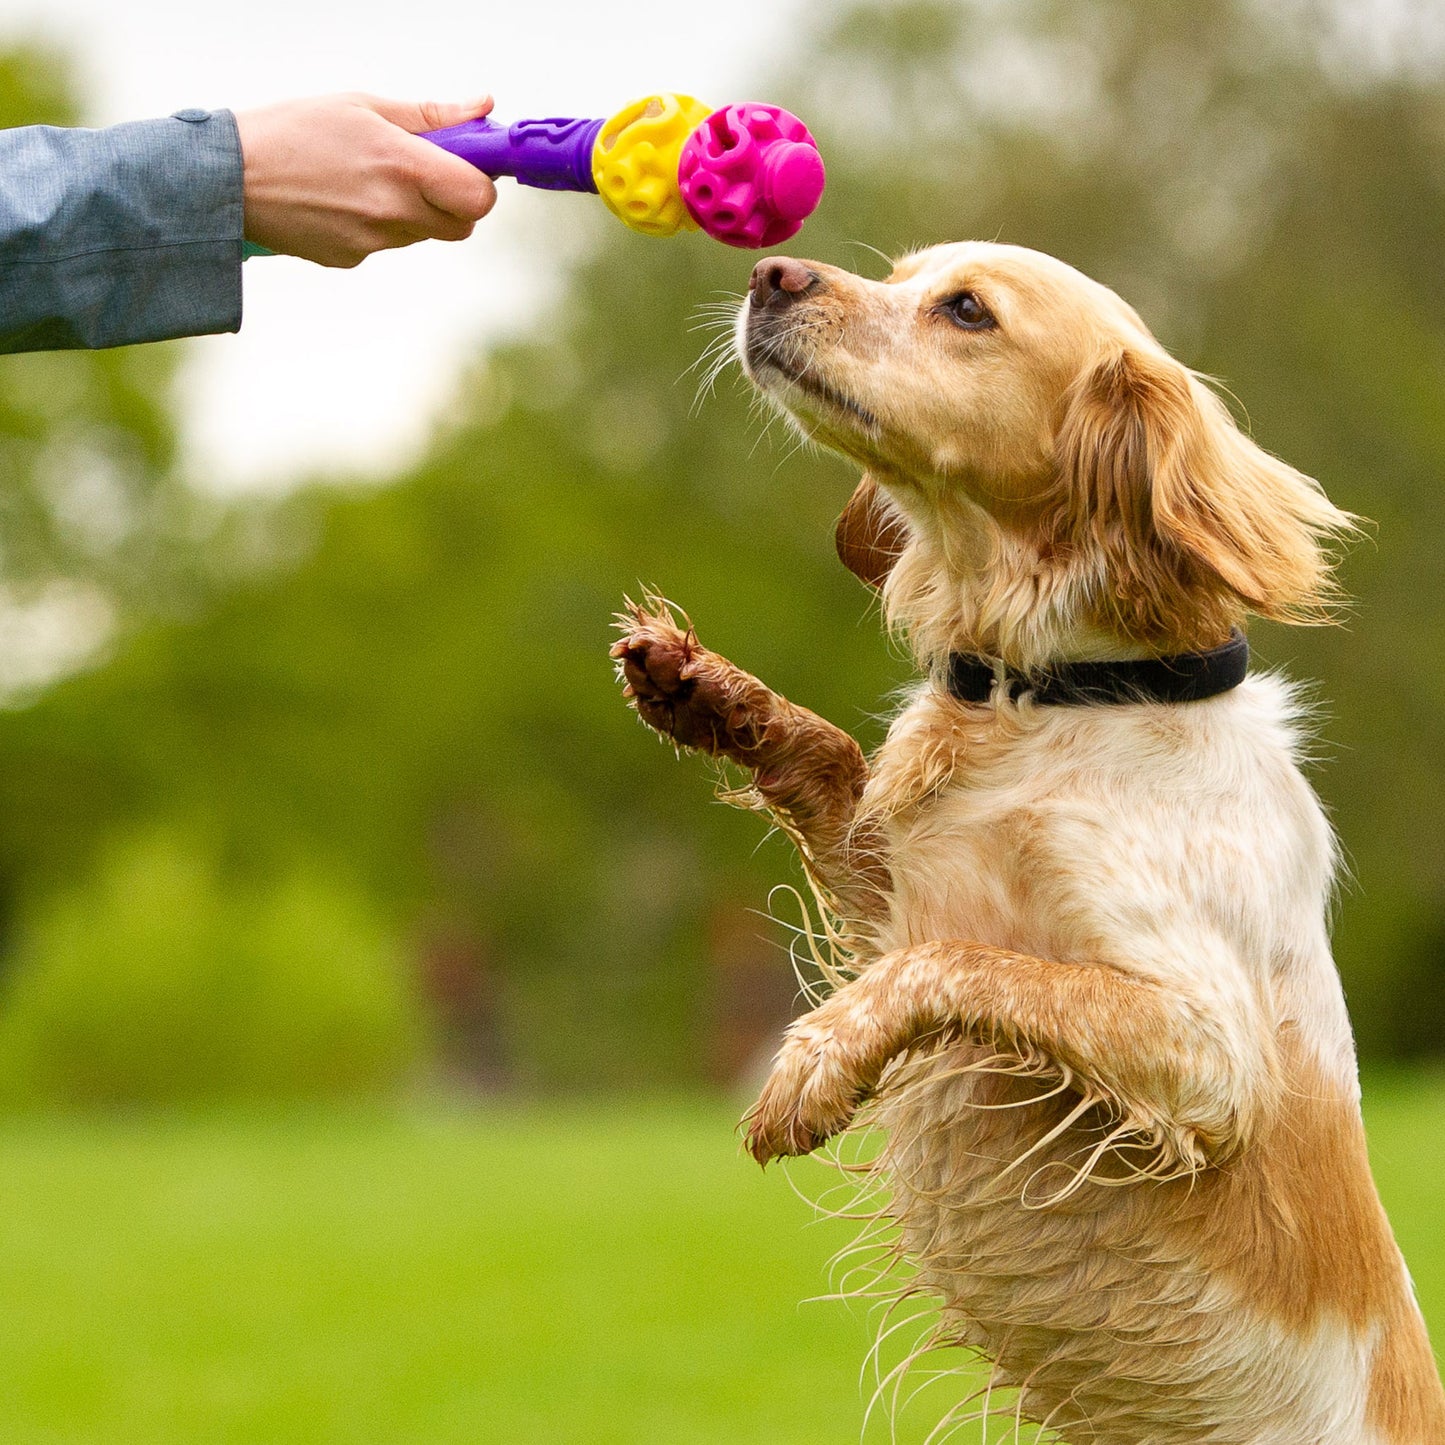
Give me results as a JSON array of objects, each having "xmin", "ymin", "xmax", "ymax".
[{"xmin": 0, "ymin": 108, "xmax": 245, "ymax": 353}]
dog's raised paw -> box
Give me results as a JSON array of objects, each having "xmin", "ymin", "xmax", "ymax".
[
  {"xmin": 612, "ymin": 601, "xmax": 692, "ymax": 695},
  {"xmin": 610, "ymin": 600, "xmax": 758, "ymax": 756}
]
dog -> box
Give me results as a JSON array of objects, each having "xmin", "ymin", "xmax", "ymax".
[{"xmin": 611, "ymin": 242, "xmax": 1445, "ymax": 1443}]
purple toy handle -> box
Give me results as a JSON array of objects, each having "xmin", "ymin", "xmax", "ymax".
[{"xmin": 422, "ymin": 115, "xmax": 604, "ymax": 193}]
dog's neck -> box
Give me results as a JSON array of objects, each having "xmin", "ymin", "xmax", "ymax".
[{"xmin": 879, "ymin": 492, "xmax": 1239, "ymax": 674}]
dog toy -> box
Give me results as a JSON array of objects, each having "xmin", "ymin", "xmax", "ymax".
[{"xmin": 421, "ymin": 93, "xmax": 826, "ymax": 249}]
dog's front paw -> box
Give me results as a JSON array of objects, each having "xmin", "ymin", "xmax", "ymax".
[
  {"xmin": 610, "ymin": 599, "xmax": 760, "ymax": 757},
  {"xmin": 743, "ymin": 1021, "xmax": 868, "ymax": 1165}
]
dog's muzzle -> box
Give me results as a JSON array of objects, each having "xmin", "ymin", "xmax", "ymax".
[{"xmin": 742, "ymin": 256, "xmax": 822, "ymax": 375}]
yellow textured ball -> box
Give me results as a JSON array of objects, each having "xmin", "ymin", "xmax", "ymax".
[{"xmin": 591, "ymin": 93, "xmax": 712, "ymax": 237}]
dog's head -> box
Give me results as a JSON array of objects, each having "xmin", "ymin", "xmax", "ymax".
[{"xmin": 737, "ymin": 242, "xmax": 1353, "ymax": 666}]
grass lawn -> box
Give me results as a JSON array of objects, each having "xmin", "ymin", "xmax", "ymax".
[{"xmin": 0, "ymin": 1076, "xmax": 1441, "ymax": 1444}]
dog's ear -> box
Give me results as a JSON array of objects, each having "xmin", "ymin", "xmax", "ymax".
[
  {"xmin": 836, "ymin": 476, "xmax": 910, "ymax": 589},
  {"xmin": 1053, "ymin": 346, "xmax": 1354, "ymax": 637}
]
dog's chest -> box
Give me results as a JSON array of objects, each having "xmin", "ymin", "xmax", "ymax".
[
  {"xmin": 859, "ymin": 684, "xmax": 1343, "ymax": 1006},
  {"xmin": 862, "ymin": 697, "xmax": 1117, "ymax": 957}
]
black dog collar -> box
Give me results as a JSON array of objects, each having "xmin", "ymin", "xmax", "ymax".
[{"xmin": 945, "ymin": 630, "xmax": 1249, "ymax": 707}]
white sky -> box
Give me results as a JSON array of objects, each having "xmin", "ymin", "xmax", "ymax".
[{"xmin": 0, "ymin": 0, "xmax": 805, "ymax": 491}]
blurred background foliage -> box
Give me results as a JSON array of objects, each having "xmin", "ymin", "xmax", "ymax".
[
  {"xmin": 0, "ymin": 828, "xmax": 422, "ymax": 1107},
  {"xmin": 1, "ymin": 0, "xmax": 1444, "ymax": 1103}
]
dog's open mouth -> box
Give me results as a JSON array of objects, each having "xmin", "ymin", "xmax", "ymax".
[{"xmin": 742, "ymin": 322, "xmax": 879, "ymax": 430}]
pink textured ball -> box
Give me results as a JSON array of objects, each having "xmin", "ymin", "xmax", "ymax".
[{"xmin": 678, "ymin": 104, "xmax": 826, "ymax": 249}]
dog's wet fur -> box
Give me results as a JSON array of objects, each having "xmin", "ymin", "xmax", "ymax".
[{"xmin": 613, "ymin": 243, "xmax": 1445, "ymax": 1443}]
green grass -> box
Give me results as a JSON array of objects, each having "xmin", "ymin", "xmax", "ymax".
[{"xmin": 0, "ymin": 1077, "xmax": 1441, "ymax": 1444}]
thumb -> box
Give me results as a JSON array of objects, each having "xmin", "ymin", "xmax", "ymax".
[{"xmin": 362, "ymin": 94, "xmax": 494, "ymax": 134}]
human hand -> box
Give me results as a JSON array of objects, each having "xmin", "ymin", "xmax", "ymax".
[{"xmin": 234, "ymin": 93, "xmax": 498, "ymax": 267}]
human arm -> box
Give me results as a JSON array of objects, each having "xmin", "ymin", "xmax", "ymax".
[
  {"xmin": 0, "ymin": 108, "xmax": 243, "ymax": 352},
  {"xmin": 0, "ymin": 94, "xmax": 498, "ymax": 354}
]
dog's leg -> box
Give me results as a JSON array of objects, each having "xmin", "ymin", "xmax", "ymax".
[
  {"xmin": 744, "ymin": 938, "xmax": 1272, "ymax": 1169},
  {"xmin": 611, "ymin": 600, "xmax": 890, "ymax": 922}
]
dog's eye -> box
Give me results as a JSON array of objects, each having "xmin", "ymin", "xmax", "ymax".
[{"xmin": 939, "ymin": 292, "xmax": 996, "ymax": 331}]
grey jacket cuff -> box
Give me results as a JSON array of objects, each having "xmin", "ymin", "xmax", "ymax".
[{"xmin": 0, "ymin": 108, "xmax": 245, "ymax": 352}]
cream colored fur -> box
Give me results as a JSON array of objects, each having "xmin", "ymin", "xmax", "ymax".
[{"xmin": 613, "ymin": 242, "xmax": 1444, "ymax": 1442}]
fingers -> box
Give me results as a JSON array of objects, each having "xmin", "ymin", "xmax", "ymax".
[
  {"xmin": 388, "ymin": 199, "xmax": 481, "ymax": 247},
  {"xmin": 360, "ymin": 92, "xmax": 494, "ymax": 135},
  {"xmin": 360, "ymin": 94, "xmax": 499, "ymax": 224},
  {"xmin": 409, "ymin": 137, "xmax": 498, "ymax": 223}
]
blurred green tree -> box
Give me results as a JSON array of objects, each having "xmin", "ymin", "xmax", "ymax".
[
  {"xmin": 2, "ymin": 0, "xmax": 1445, "ymax": 1093},
  {"xmin": 0, "ymin": 827, "xmax": 425, "ymax": 1106}
]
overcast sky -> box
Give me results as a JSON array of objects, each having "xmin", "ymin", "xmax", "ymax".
[{"xmin": 0, "ymin": 0, "xmax": 806, "ymax": 490}]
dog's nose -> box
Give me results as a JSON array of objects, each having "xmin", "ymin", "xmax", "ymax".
[{"xmin": 749, "ymin": 256, "xmax": 820, "ymax": 312}]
